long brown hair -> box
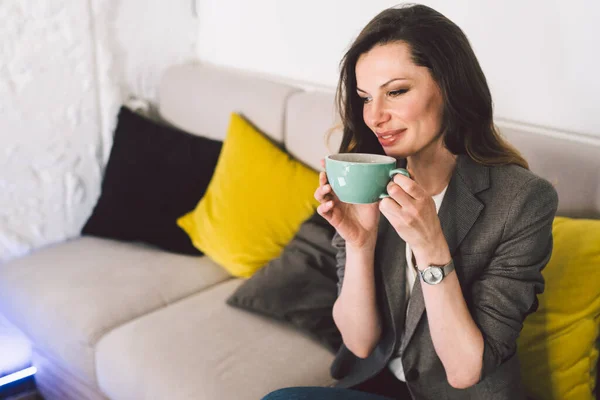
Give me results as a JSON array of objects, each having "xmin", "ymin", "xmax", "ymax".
[{"xmin": 334, "ymin": 4, "xmax": 528, "ymax": 169}]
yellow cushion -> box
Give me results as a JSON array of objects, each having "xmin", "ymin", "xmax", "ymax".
[
  {"xmin": 518, "ymin": 216, "xmax": 600, "ymax": 400},
  {"xmin": 178, "ymin": 113, "xmax": 319, "ymax": 278}
]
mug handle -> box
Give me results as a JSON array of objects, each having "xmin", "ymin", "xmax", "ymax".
[{"xmin": 379, "ymin": 168, "xmax": 411, "ymax": 199}]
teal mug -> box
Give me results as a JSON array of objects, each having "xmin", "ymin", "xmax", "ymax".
[{"xmin": 325, "ymin": 153, "xmax": 410, "ymax": 204}]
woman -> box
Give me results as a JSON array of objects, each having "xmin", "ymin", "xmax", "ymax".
[{"xmin": 263, "ymin": 4, "xmax": 557, "ymax": 400}]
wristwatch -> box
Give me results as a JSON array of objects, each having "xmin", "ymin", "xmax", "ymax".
[{"xmin": 417, "ymin": 260, "xmax": 455, "ymax": 285}]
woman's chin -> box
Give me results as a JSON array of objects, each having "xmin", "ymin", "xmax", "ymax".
[{"xmin": 383, "ymin": 148, "xmax": 409, "ymax": 159}]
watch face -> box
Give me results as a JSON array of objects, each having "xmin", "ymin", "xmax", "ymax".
[{"xmin": 423, "ymin": 267, "xmax": 444, "ymax": 284}]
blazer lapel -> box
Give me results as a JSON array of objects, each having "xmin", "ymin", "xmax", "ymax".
[{"xmin": 400, "ymin": 155, "xmax": 489, "ymax": 353}]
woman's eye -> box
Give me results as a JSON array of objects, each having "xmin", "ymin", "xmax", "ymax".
[
  {"xmin": 388, "ymin": 89, "xmax": 408, "ymax": 97},
  {"xmin": 360, "ymin": 96, "xmax": 372, "ymax": 104}
]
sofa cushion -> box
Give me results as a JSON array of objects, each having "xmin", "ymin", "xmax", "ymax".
[
  {"xmin": 226, "ymin": 211, "xmax": 342, "ymax": 352},
  {"xmin": 159, "ymin": 63, "xmax": 300, "ymax": 142},
  {"xmin": 284, "ymin": 91, "xmax": 342, "ymax": 171},
  {"xmin": 0, "ymin": 237, "xmax": 231, "ymax": 384},
  {"xmin": 499, "ymin": 125, "xmax": 600, "ymax": 219},
  {"xmin": 82, "ymin": 106, "xmax": 223, "ymax": 255},
  {"xmin": 178, "ymin": 113, "xmax": 319, "ymax": 278},
  {"xmin": 31, "ymin": 347, "xmax": 109, "ymax": 400},
  {"xmin": 95, "ymin": 279, "xmax": 335, "ymax": 400},
  {"xmin": 518, "ymin": 217, "xmax": 600, "ymax": 400}
]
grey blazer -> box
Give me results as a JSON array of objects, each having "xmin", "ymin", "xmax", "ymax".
[{"xmin": 330, "ymin": 155, "xmax": 558, "ymax": 400}]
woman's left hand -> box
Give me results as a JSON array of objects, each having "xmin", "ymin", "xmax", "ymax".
[{"xmin": 379, "ymin": 173, "xmax": 451, "ymax": 268}]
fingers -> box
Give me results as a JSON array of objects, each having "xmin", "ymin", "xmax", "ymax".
[
  {"xmin": 379, "ymin": 196, "xmax": 404, "ymax": 218},
  {"xmin": 314, "ymin": 181, "xmax": 333, "ymax": 203},
  {"xmin": 391, "ymin": 173, "xmax": 425, "ymax": 200},
  {"xmin": 316, "ymin": 165, "xmax": 339, "ymax": 221},
  {"xmin": 319, "ymin": 171, "xmax": 328, "ymax": 186},
  {"xmin": 386, "ymin": 180, "xmax": 414, "ymax": 208},
  {"xmin": 317, "ymin": 199, "xmax": 335, "ymax": 217}
]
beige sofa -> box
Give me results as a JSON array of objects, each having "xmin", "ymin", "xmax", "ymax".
[{"xmin": 0, "ymin": 63, "xmax": 598, "ymax": 400}]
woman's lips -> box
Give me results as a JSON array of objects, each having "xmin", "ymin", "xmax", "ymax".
[{"xmin": 377, "ymin": 129, "xmax": 406, "ymax": 147}]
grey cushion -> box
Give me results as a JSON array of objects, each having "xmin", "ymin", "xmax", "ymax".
[
  {"xmin": 96, "ymin": 280, "xmax": 335, "ymax": 400},
  {"xmin": 0, "ymin": 237, "xmax": 231, "ymax": 383},
  {"xmin": 227, "ymin": 212, "xmax": 341, "ymax": 352}
]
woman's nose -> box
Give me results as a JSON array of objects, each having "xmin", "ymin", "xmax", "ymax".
[{"xmin": 365, "ymin": 99, "xmax": 390, "ymax": 128}]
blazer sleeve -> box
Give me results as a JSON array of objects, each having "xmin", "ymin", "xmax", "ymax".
[
  {"xmin": 332, "ymin": 231, "xmax": 346, "ymax": 296},
  {"xmin": 472, "ymin": 176, "xmax": 558, "ymax": 381}
]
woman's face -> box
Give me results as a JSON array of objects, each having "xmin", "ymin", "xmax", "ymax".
[{"xmin": 355, "ymin": 41, "xmax": 444, "ymax": 159}]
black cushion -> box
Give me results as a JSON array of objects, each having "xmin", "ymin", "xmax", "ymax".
[
  {"xmin": 227, "ymin": 211, "xmax": 342, "ymax": 352},
  {"xmin": 82, "ymin": 106, "xmax": 222, "ymax": 255}
]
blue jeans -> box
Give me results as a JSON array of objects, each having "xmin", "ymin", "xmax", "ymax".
[
  {"xmin": 262, "ymin": 367, "xmax": 411, "ymax": 399},
  {"xmin": 261, "ymin": 387, "xmax": 394, "ymax": 400}
]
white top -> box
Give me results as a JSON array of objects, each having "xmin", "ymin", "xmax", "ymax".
[{"xmin": 387, "ymin": 185, "xmax": 448, "ymax": 382}]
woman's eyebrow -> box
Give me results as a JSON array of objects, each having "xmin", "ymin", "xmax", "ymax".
[{"xmin": 357, "ymin": 78, "xmax": 409, "ymax": 93}]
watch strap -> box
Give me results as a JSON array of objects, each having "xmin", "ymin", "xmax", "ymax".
[{"xmin": 441, "ymin": 259, "xmax": 455, "ymax": 276}]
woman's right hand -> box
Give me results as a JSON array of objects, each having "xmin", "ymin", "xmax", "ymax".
[{"xmin": 315, "ymin": 160, "xmax": 380, "ymax": 248}]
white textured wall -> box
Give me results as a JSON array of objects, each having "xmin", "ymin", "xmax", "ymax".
[
  {"xmin": 90, "ymin": 0, "xmax": 198, "ymax": 166},
  {"xmin": 0, "ymin": 1, "xmax": 198, "ymax": 263},
  {"xmin": 0, "ymin": 2, "xmax": 101, "ymax": 262},
  {"xmin": 196, "ymin": 0, "xmax": 600, "ymax": 138}
]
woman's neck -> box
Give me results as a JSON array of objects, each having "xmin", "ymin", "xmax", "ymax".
[{"xmin": 405, "ymin": 139, "xmax": 457, "ymax": 197}]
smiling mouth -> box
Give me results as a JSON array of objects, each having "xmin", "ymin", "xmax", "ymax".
[
  {"xmin": 376, "ymin": 129, "xmax": 406, "ymax": 146},
  {"xmin": 376, "ymin": 128, "xmax": 406, "ymax": 138}
]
